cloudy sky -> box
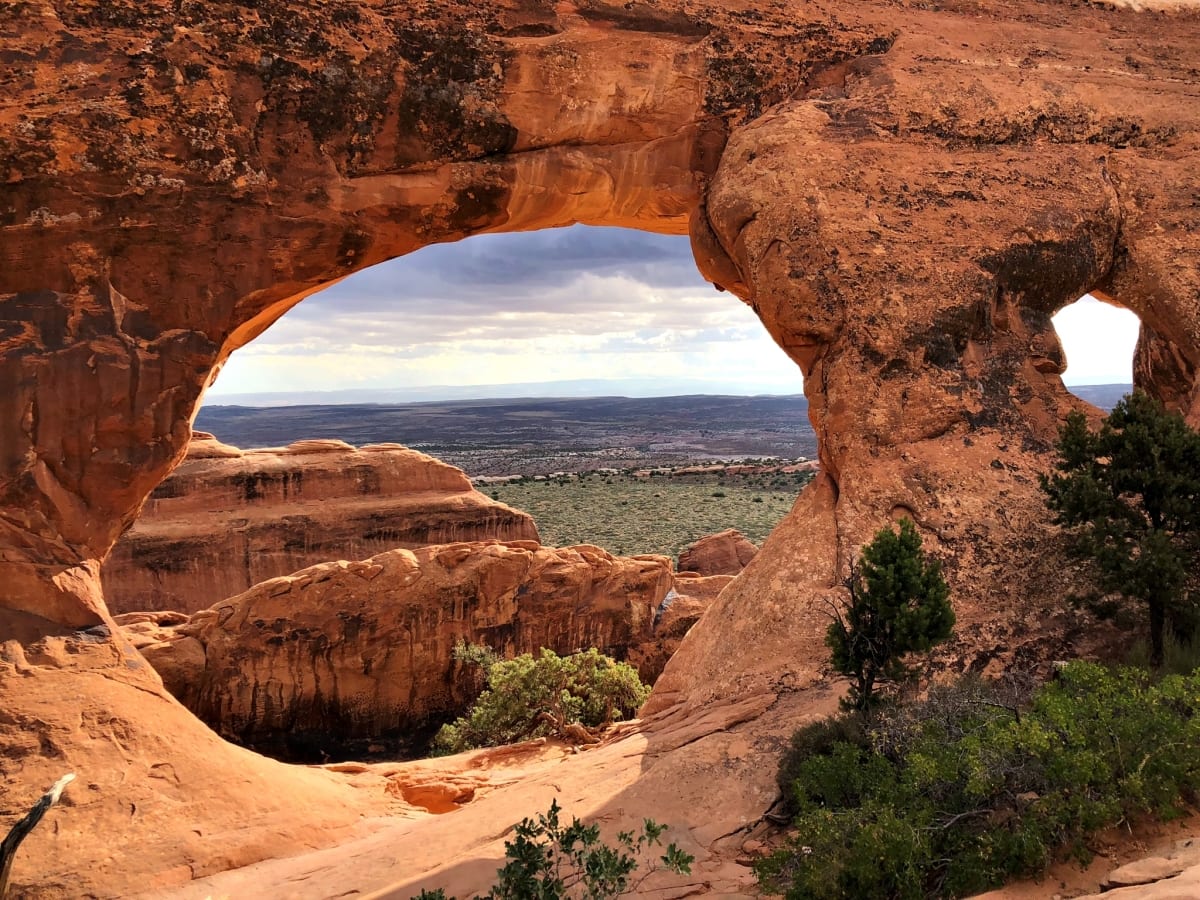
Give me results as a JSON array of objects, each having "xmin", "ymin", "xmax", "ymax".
[{"xmin": 205, "ymin": 225, "xmax": 1139, "ymax": 404}]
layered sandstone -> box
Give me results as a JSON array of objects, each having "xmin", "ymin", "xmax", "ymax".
[
  {"xmin": 2, "ymin": 0, "xmax": 1200, "ymax": 897},
  {"xmin": 122, "ymin": 541, "xmax": 674, "ymax": 759},
  {"xmin": 677, "ymin": 528, "xmax": 758, "ymax": 576},
  {"xmin": 101, "ymin": 434, "xmax": 538, "ymax": 614}
]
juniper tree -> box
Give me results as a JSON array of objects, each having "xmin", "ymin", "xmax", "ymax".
[
  {"xmin": 826, "ymin": 517, "xmax": 955, "ymax": 711},
  {"xmin": 1040, "ymin": 391, "xmax": 1200, "ymax": 666}
]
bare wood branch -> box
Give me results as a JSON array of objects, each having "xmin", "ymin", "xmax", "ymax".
[{"xmin": 1, "ymin": 773, "xmax": 75, "ymax": 899}]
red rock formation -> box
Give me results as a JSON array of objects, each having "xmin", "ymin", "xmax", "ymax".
[
  {"xmin": 2, "ymin": 0, "xmax": 1199, "ymax": 896},
  {"xmin": 101, "ymin": 434, "xmax": 538, "ymax": 614},
  {"xmin": 677, "ymin": 528, "xmax": 758, "ymax": 576},
  {"xmin": 123, "ymin": 541, "xmax": 672, "ymax": 759}
]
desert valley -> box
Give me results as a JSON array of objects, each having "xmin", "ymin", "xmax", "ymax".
[{"xmin": 3, "ymin": 1, "xmax": 1200, "ymax": 899}]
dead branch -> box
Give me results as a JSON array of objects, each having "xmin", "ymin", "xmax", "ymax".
[{"xmin": 0, "ymin": 773, "xmax": 75, "ymax": 899}]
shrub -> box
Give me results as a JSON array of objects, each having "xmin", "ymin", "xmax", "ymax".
[
  {"xmin": 415, "ymin": 799, "xmax": 693, "ymax": 899},
  {"xmin": 758, "ymin": 663, "xmax": 1200, "ymax": 899},
  {"xmin": 432, "ymin": 647, "xmax": 650, "ymax": 754},
  {"xmin": 775, "ymin": 713, "xmax": 869, "ymax": 816},
  {"xmin": 826, "ymin": 518, "xmax": 955, "ymax": 711}
]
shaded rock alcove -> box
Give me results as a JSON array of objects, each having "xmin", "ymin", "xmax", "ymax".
[{"xmin": 2, "ymin": 0, "xmax": 1199, "ymax": 896}]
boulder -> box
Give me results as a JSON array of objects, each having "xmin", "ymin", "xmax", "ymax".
[{"xmin": 678, "ymin": 529, "xmax": 759, "ymax": 576}]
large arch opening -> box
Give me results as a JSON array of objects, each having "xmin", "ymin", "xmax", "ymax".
[
  {"xmin": 106, "ymin": 224, "xmax": 814, "ymax": 762},
  {"xmin": 110, "ymin": 226, "xmax": 816, "ymax": 614}
]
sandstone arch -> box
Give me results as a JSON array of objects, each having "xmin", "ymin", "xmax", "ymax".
[{"xmin": 2, "ymin": 0, "xmax": 1200, "ymax": 895}]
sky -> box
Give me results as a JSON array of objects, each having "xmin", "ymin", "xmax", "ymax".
[{"xmin": 205, "ymin": 225, "xmax": 1140, "ymax": 404}]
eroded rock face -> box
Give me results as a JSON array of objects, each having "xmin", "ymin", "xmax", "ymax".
[
  {"xmin": 123, "ymin": 541, "xmax": 673, "ymax": 759},
  {"xmin": 677, "ymin": 528, "xmax": 758, "ymax": 576},
  {"xmin": 2, "ymin": 0, "xmax": 1200, "ymax": 896},
  {"xmin": 101, "ymin": 434, "xmax": 538, "ymax": 614}
]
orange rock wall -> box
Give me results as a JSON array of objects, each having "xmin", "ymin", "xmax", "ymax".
[
  {"xmin": 2, "ymin": 0, "xmax": 1199, "ymax": 895},
  {"xmin": 126, "ymin": 541, "xmax": 673, "ymax": 759}
]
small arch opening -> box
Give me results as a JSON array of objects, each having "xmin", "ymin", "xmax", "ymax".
[{"xmin": 1052, "ymin": 292, "xmax": 1141, "ymax": 409}]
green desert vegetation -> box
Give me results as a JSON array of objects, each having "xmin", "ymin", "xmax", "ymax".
[
  {"xmin": 759, "ymin": 664, "xmax": 1200, "ymax": 900},
  {"xmin": 415, "ymin": 799, "xmax": 693, "ymax": 900},
  {"xmin": 432, "ymin": 646, "xmax": 650, "ymax": 754},
  {"xmin": 825, "ymin": 517, "xmax": 955, "ymax": 712},
  {"xmin": 486, "ymin": 469, "xmax": 814, "ymax": 557},
  {"xmin": 1041, "ymin": 391, "xmax": 1200, "ymax": 666},
  {"xmin": 760, "ymin": 398, "xmax": 1200, "ymax": 899}
]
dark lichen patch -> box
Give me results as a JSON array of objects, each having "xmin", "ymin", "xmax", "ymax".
[
  {"xmin": 489, "ymin": 22, "xmax": 561, "ymax": 38},
  {"xmin": 576, "ymin": 1, "xmax": 712, "ymax": 37},
  {"xmin": 978, "ymin": 235, "xmax": 1106, "ymax": 320},
  {"xmin": 52, "ymin": 0, "xmax": 175, "ymax": 30},
  {"xmin": 917, "ymin": 300, "xmax": 994, "ymax": 371},
  {"xmin": 446, "ymin": 181, "xmax": 512, "ymax": 234},
  {"xmin": 336, "ymin": 226, "xmax": 373, "ymax": 270},
  {"xmin": 909, "ymin": 103, "xmax": 1178, "ymax": 149},
  {"xmin": 294, "ymin": 51, "xmax": 399, "ymax": 169},
  {"xmin": 704, "ymin": 24, "xmax": 897, "ymax": 125},
  {"xmin": 391, "ymin": 24, "xmax": 517, "ymax": 165}
]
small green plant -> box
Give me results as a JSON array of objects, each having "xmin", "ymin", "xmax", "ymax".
[
  {"xmin": 825, "ymin": 518, "xmax": 955, "ymax": 711},
  {"xmin": 433, "ymin": 647, "xmax": 650, "ymax": 754},
  {"xmin": 415, "ymin": 799, "xmax": 693, "ymax": 899},
  {"xmin": 1041, "ymin": 392, "xmax": 1200, "ymax": 665},
  {"xmin": 759, "ymin": 663, "xmax": 1200, "ymax": 899}
]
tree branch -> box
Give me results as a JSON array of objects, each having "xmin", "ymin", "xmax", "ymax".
[{"xmin": 1, "ymin": 773, "xmax": 75, "ymax": 898}]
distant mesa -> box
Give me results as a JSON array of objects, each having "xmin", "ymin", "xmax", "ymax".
[
  {"xmin": 1066, "ymin": 383, "xmax": 1135, "ymax": 411},
  {"xmin": 101, "ymin": 433, "xmax": 539, "ymax": 615}
]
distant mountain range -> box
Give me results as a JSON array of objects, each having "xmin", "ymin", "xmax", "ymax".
[
  {"xmin": 1066, "ymin": 383, "xmax": 1133, "ymax": 410},
  {"xmin": 195, "ymin": 393, "xmax": 817, "ymax": 476},
  {"xmin": 200, "ymin": 377, "xmax": 804, "ymax": 408},
  {"xmin": 195, "ymin": 384, "xmax": 1133, "ymax": 477}
]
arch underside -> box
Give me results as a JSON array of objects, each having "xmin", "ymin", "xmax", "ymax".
[{"xmin": 1, "ymin": 0, "xmax": 1199, "ymax": 895}]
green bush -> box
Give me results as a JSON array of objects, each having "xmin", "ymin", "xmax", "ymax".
[
  {"xmin": 759, "ymin": 663, "xmax": 1200, "ymax": 899},
  {"xmin": 433, "ymin": 647, "xmax": 650, "ymax": 754},
  {"xmin": 827, "ymin": 518, "xmax": 955, "ymax": 711},
  {"xmin": 415, "ymin": 799, "xmax": 693, "ymax": 899},
  {"xmin": 775, "ymin": 713, "xmax": 869, "ymax": 816}
]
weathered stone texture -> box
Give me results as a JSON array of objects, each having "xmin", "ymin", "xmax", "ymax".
[
  {"xmin": 677, "ymin": 528, "xmax": 757, "ymax": 576},
  {"xmin": 124, "ymin": 541, "xmax": 673, "ymax": 758}
]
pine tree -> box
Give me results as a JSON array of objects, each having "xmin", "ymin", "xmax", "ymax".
[
  {"xmin": 826, "ymin": 518, "xmax": 955, "ymax": 711},
  {"xmin": 1041, "ymin": 392, "xmax": 1200, "ymax": 666}
]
